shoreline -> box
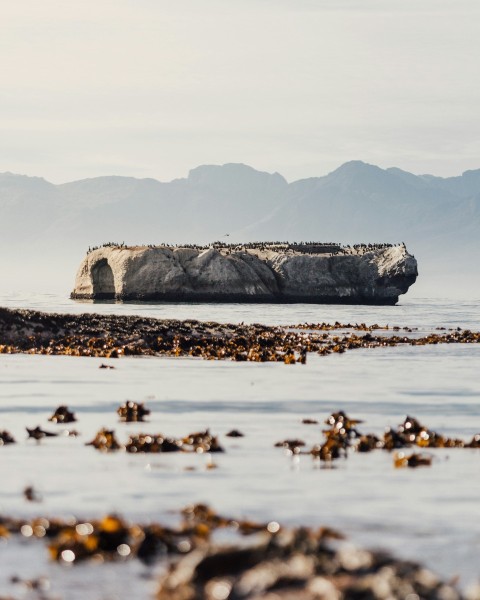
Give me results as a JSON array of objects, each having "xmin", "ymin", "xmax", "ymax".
[
  {"xmin": 1, "ymin": 306, "xmax": 480, "ymax": 597},
  {"xmin": 1, "ymin": 306, "xmax": 479, "ymax": 360}
]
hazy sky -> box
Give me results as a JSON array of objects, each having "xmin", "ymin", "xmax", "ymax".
[{"xmin": 2, "ymin": 0, "xmax": 479, "ymax": 183}]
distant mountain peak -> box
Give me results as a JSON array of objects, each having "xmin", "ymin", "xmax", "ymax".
[
  {"xmin": 331, "ymin": 160, "xmax": 380, "ymax": 173},
  {"xmin": 0, "ymin": 171, "xmax": 51, "ymax": 184},
  {"xmin": 187, "ymin": 163, "xmax": 287, "ymax": 188},
  {"xmin": 461, "ymin": 168, "xmax": 480, "ymax": 177}
]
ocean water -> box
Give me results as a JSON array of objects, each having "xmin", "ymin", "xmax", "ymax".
[{"xmin": 0, "ymin": 293, "xmax": 480, "ymax": 598}]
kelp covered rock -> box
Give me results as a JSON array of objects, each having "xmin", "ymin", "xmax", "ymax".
[
  {"xmin": 86, "ymin": 429, "xmax": 122, "ymax": 451},
  {"xmin": 157, "ymin": 525, "xmax": 462, "ymax": 600},
  {"xmin": 126, "ymin": 434, "xmax": 181, "ymax": 453},
  {"xmin": 117, "ymin": 401, "xmax": 150, "ymax": 423},
  {"xmin": 0, "ymin": 430, "xmax": 16, "ymax": 445},
  {"xmin": 48, "ymin": 405, "xmax": 77, "ymax": 424}
]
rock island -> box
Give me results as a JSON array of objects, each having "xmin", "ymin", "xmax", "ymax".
[{"xmin": 71, "ymin": 242, "xmax": 418, "ymax": 305}]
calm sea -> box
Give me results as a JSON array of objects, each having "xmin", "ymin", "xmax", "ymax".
[{"xmin": 0, "ymin": 293, "xmax": 479, "ymax": 598}]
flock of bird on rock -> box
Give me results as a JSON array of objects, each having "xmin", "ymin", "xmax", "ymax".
[{"xmin": 86, "ymin": 240, "xmax": 406, "ymax": 256}]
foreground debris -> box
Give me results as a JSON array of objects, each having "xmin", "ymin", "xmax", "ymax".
[
  {"xmin": 157, "ymin": 524, "xmax": 465, "ymax": 600},
  {"xmin": 0, "ymin": 505, "xmax": 271, "ymax": 565},
  {"xmin": 0, "ymin": 504, "xmax": 467, "ymax": 599},
  {"xmin": 0, "ymin": 307, "xmax": 479, "ymax": 362}
]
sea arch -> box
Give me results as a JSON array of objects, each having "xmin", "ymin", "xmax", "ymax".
[{"xmin": 91, "ymin": 258, "xmax": 116, "ymax": 299}]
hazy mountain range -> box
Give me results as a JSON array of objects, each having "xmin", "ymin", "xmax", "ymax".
[{"xmin": 1, "ymin": 161, "xmax": 479, "ymax": 298}]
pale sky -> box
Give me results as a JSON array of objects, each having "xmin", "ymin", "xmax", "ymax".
[{"xmin": 1, "ymin": 0, "xmax": 479, "ymax": 183}]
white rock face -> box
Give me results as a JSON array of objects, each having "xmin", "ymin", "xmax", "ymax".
[{"xmin": 71, "ymin": 245, "xmax": 417, "ymax": 305}]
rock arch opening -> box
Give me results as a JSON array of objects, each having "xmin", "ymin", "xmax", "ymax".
[{"xmin": 91, "ymin": 259, "xmax": 115, "ymax": 299}]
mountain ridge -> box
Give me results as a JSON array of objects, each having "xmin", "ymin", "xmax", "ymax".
[
  {"xmin": 2, "ymin": 160, "xmax": 480, "ymax": 191},
  {"xmin": 1, "ymin": 161, "xmax": 479, "ymax": 297}
]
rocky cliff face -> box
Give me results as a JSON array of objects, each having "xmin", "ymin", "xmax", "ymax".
[{"xmin": 71, "ymin": 244, "xmax": 417, "ymax": 305}]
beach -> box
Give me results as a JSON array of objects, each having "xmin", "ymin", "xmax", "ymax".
[{"xmin": 0, "ymin": 295, "xmax": 479, "ymax": 598}]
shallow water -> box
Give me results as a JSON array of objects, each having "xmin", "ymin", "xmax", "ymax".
[
  {"xmin": 0, "ymin": 293, "xmax": 480, "ymax": 598},
  {"xmin": 2, "ymin": 291, "xmax": 480, "ymax": 330}
]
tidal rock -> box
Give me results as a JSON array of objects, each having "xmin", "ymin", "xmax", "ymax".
[
  {"xmin": 156, "ymin": 527, "xmax": 462, "ymax": 600},
  {"xmin": 117, "ymin": 401, "xmax": 150, "ymax": 422},
  {"xmin": 71, "ymin": 243, "xmax": 417, "ymax": 305},
  {"xmin": 48, "ymin": 405, "xmax": 77, "ymax": 424}
]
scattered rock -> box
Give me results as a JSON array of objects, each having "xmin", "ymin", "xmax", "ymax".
[
  {"xmin": 356, "ymin": 434, "xmax": 382, "ymax": 453},
  {"xmin": 0, "ymin": 502, "xmax": 470, "ymax": 599},
  {"xmin": 23, "ymin": 486, "xmax": 42, "ymax": 502},
  {"xmin": 86, "ymin": 428, "xmax": 122, "ymax": 451},
  {"xmin": 10, "ymin": 575, "xmax": 50, "ymax": 592},
  {"xmin": 274, "ymin": 439, "xmax": 306, "ymax": 453},
  {"xmin": 157, "ymin": 520, "xmax": 462, "ymax": 600},
  {"xmin": 225, "ymin": 430, "xmax": 244, "ymax": 438},
  {"xmin": 26, "ymin": 426, "xmax": 58, "ymax": 440},
  {"xmin": 183, "ymin": 430, "xmax": 224, "ymax": 453},
  {"xmin": 394, "ymin": 452, "xmax": 433, "ymax": 468},
  {"xmin": 275, "ymin": 411, "xmax": 477, "ymax": 466},
  {"xmin": 48, "ymin": 405, "xmax": 76, "ymax": 424},
  {"xmin": 467, "ymin": 434, "xmax": 480, "ymax": 448},
  {"xmin": 126, "ymin": 434, "xmax": 182, "ymax": 453},
  {"xmin": 62, "ymin": 429, "xmax": 80, "ymax": 437},
  {"xmin": 384, "ymin": 415, "xmax": 465, "ymax": 449},
  {"xmin": 117, "ymin": 401, "xmax": 150, "ymax": 422},
  {"xmin": 0, "ymin": 430, "xmax": 16, "ymax": 445}
]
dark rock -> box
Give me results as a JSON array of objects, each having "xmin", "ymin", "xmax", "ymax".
[{"xmin": 48, "ymin": 405, "xmax": 76, "ymax": 424}]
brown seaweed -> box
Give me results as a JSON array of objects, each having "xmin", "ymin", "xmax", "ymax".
[
  {"xmin": 467, "ymin": 434, "xmax": 480, "ymax": 448},
  {"xmin": 157, "ymin": 511, "xmax": 462, "ymax": 600},
  {"xmin": 0, "ymin": 502, "xmax": 470, "ymax": 600},
  {"xmin": 26, "ymin": 426, "xmax": 58, "ymax": 440},
  {"xmin": 23, "ymin": 486, "xmax": 42, "ymax": 502},
  {"xmin": 274, "ymin": 439, "xmax": 306, "ymax": 453},
  {"xmin": 183, "ymin": 430, "xmax": 224, "ymax": 453},
  {"xmin": 384, "ymin": 416, "xmax": 465, "ymax": 450},
  {"xmin": 310, "ymin": 437, "xmax": 344, "ymax": 461},
  {"xmin": 394, "ymin": 452, "xmax": 433, "ymax": 468},
  {"xmin": 0, "ymin": 430, "xmax": 16, "ymax": 445},
  {"xmin": 117, "ymin": 401, "xmax": 150, "ymax": 422},
  {"xmin": 1, "ymin": 306, "xmax": 479, "ymax": 363},
  {"xmin": 126, "ymin": 434, "xmax": 182, "ymax": 453},
  {"xmin": 356, "ymin": 433, "xmax": 383, "ymax": 452},
  {"xmin": 225, "ymin": 430, "xmax": 244, "ymax": 437},
  {"xmin": 86, "ymin": 428, "xmax": 122, "ymax": 451},
  {"xmin": 48, "ymin": 405, "xmax": 77, "ymax": 424}
]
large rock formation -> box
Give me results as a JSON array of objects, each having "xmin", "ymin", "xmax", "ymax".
[{"xmin": 71, "ymin": 244, "xmax": 418, "ymax": 305}]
